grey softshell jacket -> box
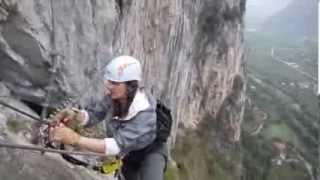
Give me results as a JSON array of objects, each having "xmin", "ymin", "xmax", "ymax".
[{"xmin": 84, "ymin": 90, "xmax": 159, "ymax": 157}]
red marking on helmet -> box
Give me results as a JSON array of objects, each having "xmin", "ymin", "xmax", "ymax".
[{"xmin": 117, "ymin": 62, "xmax": 135, "ymax": 76}]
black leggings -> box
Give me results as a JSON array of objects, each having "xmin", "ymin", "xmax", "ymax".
[{"xmin": 121, "ymin": 152, "xmax": 166, "ymax": 180}]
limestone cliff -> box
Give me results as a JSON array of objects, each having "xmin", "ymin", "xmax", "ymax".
[{"xmin": 0, "ymin": 0, "xmax": 246, "ymax": 179}]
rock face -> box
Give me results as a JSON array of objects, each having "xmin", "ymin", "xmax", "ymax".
[
  {"xmin": 0, "ymin": 0, "xmax": 246, "ymax": 180},
  {"xmin": 0, "ymin": 99, "xmax": 114, "ymax": 180},
  {"xmin": 0, "ymin": 148, "xmax": 112, "ymax": 180},
  {"xmin": 0, "ymin": 0, "xmax": 117, "ymax": 105}
]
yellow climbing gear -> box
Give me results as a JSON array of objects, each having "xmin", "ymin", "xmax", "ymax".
[{"xmin": 101, "ymin": 158, "xmax": 123, "ymax": 175}]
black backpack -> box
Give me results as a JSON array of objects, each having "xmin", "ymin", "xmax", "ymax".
[{"xmin": 154, "ymin": 100, "xmax": 173, "ymax": 143}]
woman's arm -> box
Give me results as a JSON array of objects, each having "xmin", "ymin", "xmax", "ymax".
[
  {"xmin": 50, "ymin": 124, "xmax": 120, "ymax": 156},
  {"xmin": 77, "ymin": 136, "xmax": 121, "ymax": 156},
  {"xmin": 77, "ymin": 136, "xmax": 106, "ymax": 153}
]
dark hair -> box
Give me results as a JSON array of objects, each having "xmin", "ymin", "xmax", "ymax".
[{"xmin": 112, "ymin": 80, "xmax": 139, "ymax": 118}]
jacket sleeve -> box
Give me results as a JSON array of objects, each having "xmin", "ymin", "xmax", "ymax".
[
  {"xmin": 84, "ymin": 96, "xmax": 112, "ymax": 127},
  {"xmin": 111, "ymin": 110, "xmax": 157, "ymax": 156}
]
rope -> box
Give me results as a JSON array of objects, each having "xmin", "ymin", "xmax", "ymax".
[
  {"xmin": 0, "ymin": 142, "xmax": 106, "ymax": 157},
  {"xmin": 0, "ymin": 100, "xmax": 48, "ymax": 124}
]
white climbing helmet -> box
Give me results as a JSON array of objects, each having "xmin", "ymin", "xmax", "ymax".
[{"xmin": 104, "ymin": 55, "xmax": 142, "ymax": 82}]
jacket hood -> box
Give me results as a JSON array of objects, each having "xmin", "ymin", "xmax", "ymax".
[{"xmin": 121, "ymin": 88, "xmax": 156, "ymax": 120}]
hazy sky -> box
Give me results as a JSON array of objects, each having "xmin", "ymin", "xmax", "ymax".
[{"xmin": 246, "ymin": 0, "xmax": 293, "ymax": 24}]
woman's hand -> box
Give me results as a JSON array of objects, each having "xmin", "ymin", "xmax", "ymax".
[
  {"xmin": 49, "ymin": 123, "xmax": 80, "ymax": 146},
  {"xmin": 50, "ymin": 108, "xmax": 85, "ymax": 127}
]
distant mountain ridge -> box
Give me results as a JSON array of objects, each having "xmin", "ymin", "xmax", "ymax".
[
  {"xmin": 261, "ymin": 0, "xmax": 317, "ymax": 38},
  {"xmin": 246, "ymin": 0, "xmax": 292, "ymax": 26}
]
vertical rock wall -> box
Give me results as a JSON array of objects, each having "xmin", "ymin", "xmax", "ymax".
[{"xmin": 114, "ymin": 1, "xmax": 246, "ymax": 179}]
